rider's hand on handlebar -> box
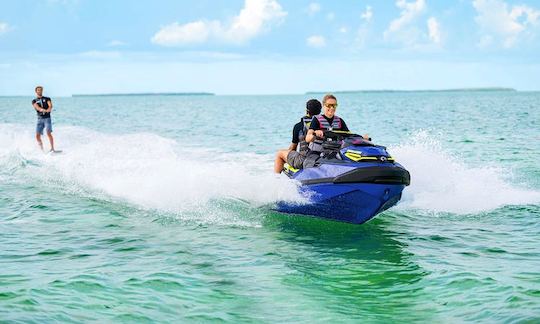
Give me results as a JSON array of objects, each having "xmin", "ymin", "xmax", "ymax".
[{"xmin": 314, "ymin": 130, "xmax": 324, "ymax": 138}]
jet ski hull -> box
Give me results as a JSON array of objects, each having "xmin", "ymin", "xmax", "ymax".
[
  {"xmin": 275, "ymin": 134, "xmax": 410, "ymax": 224},
  {"xmin": 276, "ymin": 182, "xmax": 405, "ymax": 224}
]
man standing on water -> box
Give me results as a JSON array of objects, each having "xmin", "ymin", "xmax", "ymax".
[{"xmin": 32, "ymin": 86, "xmax": 56, "ymax": 152}]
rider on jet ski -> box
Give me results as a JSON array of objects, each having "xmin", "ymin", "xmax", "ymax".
[
  {"xmin": 302, "ymin": 94, "xmax": 351, "ymax": 168},
  {"xmin": 274, "ymin": 99, "xmax": 322, "ymax": 173},
  {"xmin": 289, "ymin": 93, "xmax": 369, "ymax": 170},
  {"xmin": 275, "ymin": 94, "xmax": 369, "ymax": 173}
]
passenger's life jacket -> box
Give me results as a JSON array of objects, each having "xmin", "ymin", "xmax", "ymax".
[
  {"xmin": 296, "ymin": 115, "xmax": 312, "ymax": 154},
  {"xmin": 315, "ymin": 114, "xmax": 342, "ymax": 130},
  {"xmin": 308, "ymin": 114, "xmax": 343, "ymax": 152}
]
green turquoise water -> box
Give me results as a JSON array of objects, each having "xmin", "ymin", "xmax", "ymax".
[{"xmin": 1, "ymin": 92, "xmax": 539, "ymax": 322}]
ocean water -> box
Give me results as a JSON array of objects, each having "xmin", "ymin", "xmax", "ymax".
[{"xmin": 1, "ymin": 91, "xmax": 539, "ymax": 322}]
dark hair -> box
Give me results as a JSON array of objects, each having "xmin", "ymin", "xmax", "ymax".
[
  {"xmin": 35, "ymin": 86, "xmax": 43, "ymax": 91},
  {"xmin": 306, "ymin": 99, "xmax": 322, "ymax": 116},
  {"xmin": 322, "ymin": 93, "xmax": 337, "ymax": 105}
]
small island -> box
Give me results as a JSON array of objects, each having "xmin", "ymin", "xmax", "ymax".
[
  {"xmin": 72, "ymin": 92, "xmax": 215, "ymax": 97},
  {"xmin": 306, "ymin": 87, "xmax": 517, "ymax": 95}
]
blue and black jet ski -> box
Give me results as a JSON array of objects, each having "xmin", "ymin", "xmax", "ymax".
[{"xmin": 276, "ymin": 131, "xmax": 410, "ymax": 224}]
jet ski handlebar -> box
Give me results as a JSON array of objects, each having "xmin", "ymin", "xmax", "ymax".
[
  {"xmin": 319, "ymin": 130, "xmax": 376, "ymax": 148},
  {"xmin": 322, "ymin": 130, "xmax": 368, "ymax": 140}
]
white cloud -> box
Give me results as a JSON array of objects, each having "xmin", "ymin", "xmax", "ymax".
[
  {"xmin": 0, "ymin": 22, "xmax": 10, "ymax": 35},
  {"xmin": 47, "ymin": 0, "xmax": 79, "ymax": 4},
  {"xmin": 356, "ymin": 26, "xmax": 369, "ymax": 47},
  {"xmin": 361, "ymin": 6, "xmax": 373, "ymax": 22},
  {"xmin": 79, "ymin": 51, "xmax": 122, "ymax": 59},
  {"xmin": 339, "ymin": 26, "xmax": 348, "ymax": 33},
  {"xmin": 108, "ymin": 40, "xmax": 127, "ymax": 47},
  {"xmin": 153, "ymin": 21, "xmax": 215, "ymax": 45},
  {"xmin": 307, "ymin": 3, "xmax": 321, "ymax": 15},
  {"xmin": 384, "ymin": 0, "xmax": 443, "ymax": 48},
  {"xmin": 306, "ymin": 35, "xmax": 326, "ymax": 48},
  {"xmin": 152, "ymin": 0, "xmax": 287, "ymax": 46},
  {"xmin": 326, "ymin": 12, "xmax": 335, "ymax": 21},
  {"xmin": 427, "ymin": 17, "xmax": 441, "ymax": 44},
  {"xmin": 355, "ymin": 6, "xmax": 373, "ymax": 48},
  {"xmin": 384, "ymin": 0, "xmax": 426, "ymax": 45},
  {"xmin": 473, "ymin": 0, "xmax": 540, "ymax": 48}
]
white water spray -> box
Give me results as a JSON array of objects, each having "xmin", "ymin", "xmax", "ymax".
[
  {"xmin": 390, "ymin": 132, "xmax": 540, "ymax": 214},
  {"xmin": 1, "ymin": 125, "xmax": 539, "ymax": 216}
]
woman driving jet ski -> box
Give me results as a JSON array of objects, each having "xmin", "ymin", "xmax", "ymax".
[{"xmin": 290, "ymin": 93, "xmax": 369, "ymax": 170}]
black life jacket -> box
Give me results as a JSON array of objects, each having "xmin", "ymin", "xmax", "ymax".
[{"xmin": 297, "ymin": 115, "xmax": 312, "ymax": 154}]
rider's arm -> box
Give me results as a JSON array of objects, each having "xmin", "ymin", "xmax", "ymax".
[
  {"xmin": 306, "ymin": 118, "xmax": 324, "ymax": 142},
  {"xmin": 306, "ymin": 129, "xmax": 314, "ymax": 143},
  {"xmin": 288, "ymin": 143, "xmax": 298, "ymax": 151}
]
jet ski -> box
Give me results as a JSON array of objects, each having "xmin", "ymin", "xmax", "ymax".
[{"xmin": 276, "ymin": 131, "xmax": 410, "ymax": 224}]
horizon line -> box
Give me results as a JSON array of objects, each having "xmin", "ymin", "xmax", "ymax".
[{"xmin": 2, "ymin": 87, "xmax": 539, "ymax": 97}]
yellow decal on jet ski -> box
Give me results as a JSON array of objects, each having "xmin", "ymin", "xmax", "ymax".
[
  {"xmin": 284, "ymin": 163, "xmax": 299, "ymax": 173},
  {"xmin": 344, "ymin": 151, "xmax": 378, "ymax": 161},
  {"xmin": 346, "ymin": 149, "xmax": 363, "ymax": 155},
  {"xmin": 344, "ymin": 150, "xmax": 396, "ymax": 162}
]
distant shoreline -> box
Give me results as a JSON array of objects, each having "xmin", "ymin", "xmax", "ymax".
[
  {"xmin": 306, "ymin": 87, "xmax": 517, "ymax": 94},
  {"xmin": 72, "ymin": 92, "xmax": 215, "ymax": 97},
  {"xmin": 1, "ymin": 88, "xmax": 534, "ymax": 97}
]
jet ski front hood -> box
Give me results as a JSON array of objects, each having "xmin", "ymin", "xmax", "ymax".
[{"xmin": 292, "ymin": 162, "xmax": 410, "ymax": 186}]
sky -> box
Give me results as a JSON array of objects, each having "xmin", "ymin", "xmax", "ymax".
[{"xmin": 1, "ymin": 0, "xmax": 539, "ymax": 96}]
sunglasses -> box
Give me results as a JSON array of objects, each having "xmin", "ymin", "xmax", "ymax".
[{"xmin": 325, "ymin": 103, "xmax": 338, "ymax": 109}]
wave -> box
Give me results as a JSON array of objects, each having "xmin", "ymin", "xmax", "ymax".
[
  {"xmin": 0, "ymin": 124, "xmax": 304, "ymax": 217},
  {"xmin": 1, "ymin": 124, "xmax": 538, "ymax": 218},
  {"xmin": 390, "ymin": 131, "xmax": 540, "ymax": 214}
]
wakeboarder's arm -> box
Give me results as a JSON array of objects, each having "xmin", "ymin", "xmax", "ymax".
[
  {"xmin": 33, "ymin": 102, "xmax": 45, "ymax": 113},
  {"xmin": 45, "ymin": 99, "xmax": 53, "ymax": 113}
]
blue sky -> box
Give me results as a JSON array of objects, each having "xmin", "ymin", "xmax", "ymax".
[{"xmin": 1, "ymin": 0, "xmax": 539, "ymax": 95}]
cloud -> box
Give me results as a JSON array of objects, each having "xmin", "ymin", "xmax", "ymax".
[
  {"xmin": 361, "ymin": 6, "xmax": 373, "ymax": 22},
  {"xmin": 47, "ymin": 0, "xmax": 79, "ymax": 6},
  {"xmin": 307, "ymin": 2, "xmax": 321, "ymax": 15},
  {"xmin": 152, "ymin": 0, "xmax": 287, "ymax": 46},
  {"xmin": 0, "ymin": 22, "xmax": 10, "ymax": 35},
  {"xmin": 384, "ymin": 0, "xmax": 442, "ymax": 47},
  {"xmin": 79, "ymin": 51, "xmax": 122, "ymax": 59},
  {"xmin": 384, "ymin": 0, "xmax": 426, "ymax": 45},
  {"xmin": 306, "ymin": 35, "xmax": 326, "ymax": 48},
  {"xmin": 339, "ymin": 26, "xmax": 348, "ymax": 33},
  {"xmin": 427, "ymin": 17, "xmax": 441, "ymax": 44},
  {"xmin": 108, "ymin": 40, "xmax": 127, "ymax": 47},
  {"xmin": 47, "ymin": 0, "xmax": 79, "ymax": 4},
  {"xmin": 473, "ymin": 0, "xmax": 540, "ymax": 48},
  {"xmin": 326, "ymin": 12, "xmax": 335, "ymax": 21},
  {"xmin": 356, "ymin": 6, "xmax": 374, "ymax": 48}
]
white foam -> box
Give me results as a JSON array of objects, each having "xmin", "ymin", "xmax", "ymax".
[
  {"xmin": 0, "ymin": 124, "xmax": 305, "ymax": 217},
  {"xmin": 2, "ymin": 124, "xmax": 538, "ymax": 217},
  {"xmin": 390, "ymin": 131, "xmax": 540, "ymax": 214}
]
